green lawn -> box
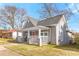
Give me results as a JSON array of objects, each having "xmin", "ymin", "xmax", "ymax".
[{"xmin": 3, "ymin": 35, "xmax": 79, "ymax": 56}]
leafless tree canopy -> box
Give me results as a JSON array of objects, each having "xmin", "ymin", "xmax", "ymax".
[
  {"xmin": 39, "ymin": 3, "xmax": 74, "ymax": 20},
  {"xmin": 0, "ymin": 6, "xmax": 27, "ymax": 29},
  {"xmin": 39, "ymin": 3, "xmax": 58, "ymax": 18}
]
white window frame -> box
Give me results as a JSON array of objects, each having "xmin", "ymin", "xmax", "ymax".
[{"xmin": 41, "ymin": 31, "xmax": 48, "ymax": 37}]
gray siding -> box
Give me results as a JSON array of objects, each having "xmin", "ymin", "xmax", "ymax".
[
  {"xmin": 50, "ymin": 26, "xmax": 56, "ymax": 44},
  {"xmin": 48, "ymin": 29, "xmax": 51, "ymax": 43},
  {"xmin": 56, "ymin": 15, "xmax": 70, "ymax": 45},
  {"xmin": 62, "ymin": 24, "xmax": 70, "ymax": 44}
]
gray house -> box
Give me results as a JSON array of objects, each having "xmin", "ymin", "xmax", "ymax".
[{"xmin": 16, "ymin": 14, "xmax": 72, "ymax": 46}]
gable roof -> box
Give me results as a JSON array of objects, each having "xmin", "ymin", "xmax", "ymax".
[
  {"xmin": 38, "ymin": 14, "xmax": 64, "ymax": 26},
  {"xmin": 23, "ymin": 14, "xmax": 65, "ymax": 29},
  {"xmin": 23, "ymin": 16, "xmax": 38, "ymax": 28},
  {"xmin": 27, "ymin": 16, "xmax": 38, "ymax": 26}
]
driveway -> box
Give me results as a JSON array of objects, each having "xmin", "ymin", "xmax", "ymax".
[{"xmin": 0, "ymin": 43, "xmax": 22, "ymax": 56}]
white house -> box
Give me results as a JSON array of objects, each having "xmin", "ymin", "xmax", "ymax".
[{"xmin": 15, "ymin": 14, "xmax": 72, "ymax": 46}]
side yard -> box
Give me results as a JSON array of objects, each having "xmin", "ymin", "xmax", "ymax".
[
  {"xmin": 5, "ymin": 44, "xmax": 79, "ymax": 56},
  {"xmin": 0, "ymin": 35, "xmax": 79, "ymax": 56},
  {"xmin": 0, "ymin": 38, "xmax": 15, "ymax": 44}
]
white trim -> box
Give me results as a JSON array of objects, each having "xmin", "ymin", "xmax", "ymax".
[
  {"xmin": 39, "ymin": 29, "xmax": 42, "ymax": 46},
  {"xmin": 23, "ymin": 26, "xmax": 49, "ymax": 31},
  {"xmin": 41, "ymin": 31, "xmax": 48, "ymax": 36}
]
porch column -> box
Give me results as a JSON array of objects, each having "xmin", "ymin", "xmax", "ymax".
[
  {"xmin": 38, "ymin": 29, "xmax": 42, "ymax": 46},
  {"xmin": 27, "ymin": 30, "xmax": 30, "ymax": 44}
]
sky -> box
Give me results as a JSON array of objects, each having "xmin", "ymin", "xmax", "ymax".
[{"xmin": 0, "ymin": 3, "xmax": 79, "ymax": 32}]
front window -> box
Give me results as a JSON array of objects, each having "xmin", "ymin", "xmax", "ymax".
[
  {"xmin": 44, "ymin": 32, "xmax": 48, "ymax": 36},
  {"xmin": 41, "ymin": 31, "xmax": 48, "ymax": 36},
  {"xmin": 41, "ymin": 33, "xmax": 43, "ymax": 36}
]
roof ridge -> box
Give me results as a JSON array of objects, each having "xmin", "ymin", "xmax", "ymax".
[{"xmin": 39, "ymin": 14, "xmax": 64, "ymax": 22}]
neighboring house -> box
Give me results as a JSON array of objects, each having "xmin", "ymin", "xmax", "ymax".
[
  {"xmin": 0, "ymin": 30, "xmax": 12, "ymax": 38},
  {"xmin": 10, "ymin": 29, "xmax": 23, "ymax": 39},
  {"xmin": 15, "ymin": 14, "xmax": 72, "ymax": 46}
]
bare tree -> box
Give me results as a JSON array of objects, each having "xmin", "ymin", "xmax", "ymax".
[
  {"xmin": 60, "ymin": 4, "xmax": 74, "ymax": 20},
  {"xmin": 39, "ymin": 3, "xmax": 74, "ymax": 20},
  {"xmin": 0, "ymin": 6, "xmax": 27, "ymax": 30},
  {"xmin": 14, "ymin": 8, "xmax": 27, "ymax": 29},
  {"xmin": 39, "ymin": 3, "xmax": 58, "ymax": 18}
]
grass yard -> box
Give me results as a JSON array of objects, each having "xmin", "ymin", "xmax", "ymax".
[
  {"xmin": 6, "ymin": 44, "xmax": 79, "ymax": 56},
  {"xmin": 0, "ymin": 38, "xmax": 15, "ymax": 44},
  {"xmin": 3, "ymin": 35, "xmax": 79, "ymax": 56}
]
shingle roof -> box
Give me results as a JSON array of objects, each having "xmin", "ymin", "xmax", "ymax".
[
  {"xmin": 27, "ymin": 16, "xmax": 38, "ymax": 26},
  {"xmin": 38, "ymin": 14, "xmax": 63, "ymax": 26},
  {"xmin": 23, "ymin": 14, "xmax": 64, "ymax": 29}
]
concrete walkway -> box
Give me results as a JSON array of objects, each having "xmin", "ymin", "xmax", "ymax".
[{"xmin": 0, "ymin": 43, "xmax": 22, "ymax": 56}]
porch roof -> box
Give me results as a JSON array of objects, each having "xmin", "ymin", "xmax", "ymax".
[{"xmin": 23, "ymin": 26, "xmax": 50, "ymax": 31}]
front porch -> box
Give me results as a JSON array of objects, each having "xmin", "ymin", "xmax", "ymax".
[{"xmin": 23, "ymin": 26, "xmax": 50, "ymax": 46}]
